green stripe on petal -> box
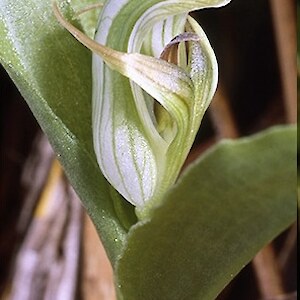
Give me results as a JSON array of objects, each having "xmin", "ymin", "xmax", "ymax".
[{"xmin": 53, "ymin": 0, "xmax": 231, "ymax": 216}]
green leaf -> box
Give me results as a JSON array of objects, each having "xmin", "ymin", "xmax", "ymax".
[
  {"xmin": 0, "ymin": 0, "xmax": 131, "ymax": 263},
  {"xmin": 116, "ymin": 125, "xmax": 296, "ymax": 300}
]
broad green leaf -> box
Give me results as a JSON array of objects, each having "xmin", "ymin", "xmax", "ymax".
[
  {"xmin": 0, "ymin": 0, "xmax": 132, "ymax": 263},
  {"xmin": 116, "ymin": 125, "xmax": 296, "ymax": 300}
]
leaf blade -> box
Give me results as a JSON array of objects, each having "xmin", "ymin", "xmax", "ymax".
[
  {"xmin": 0, "ymin": 0, "xmax": 129, "ymax": 263},
  {"xmin": 116, "ymin": 125, "xmax": 297, "ymax": 300}
]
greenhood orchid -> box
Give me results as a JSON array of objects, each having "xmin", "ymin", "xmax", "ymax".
[{"xmin": 53, "ymin": 0, "xmax": 231, "ymax": 219}]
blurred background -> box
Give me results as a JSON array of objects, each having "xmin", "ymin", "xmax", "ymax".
[{"xmin": 0, "ymin": 0, "xmax": 296, "ymax": 299}]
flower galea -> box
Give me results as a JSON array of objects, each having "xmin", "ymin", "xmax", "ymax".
[{"xmin": 53, "ymin": 0, "xmax": 231, "ymax": 218}]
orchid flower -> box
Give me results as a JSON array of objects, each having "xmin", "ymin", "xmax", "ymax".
[{"xmin": 53, "ymin": 0, "xmax": 231, "ymax": 219}]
